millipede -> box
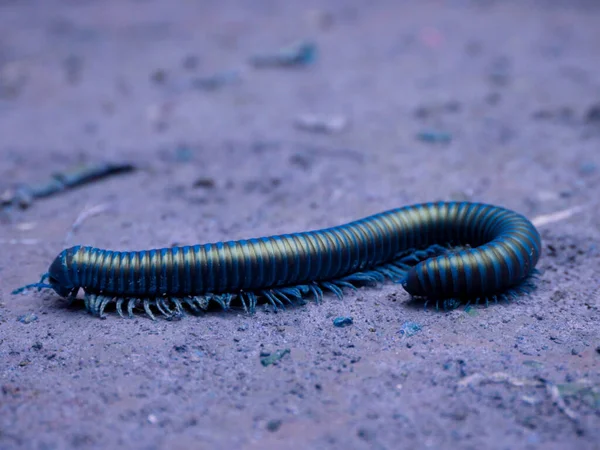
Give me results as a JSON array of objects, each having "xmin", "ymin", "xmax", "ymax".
[{"xmin": 14, "ymin": 201, "xmax": 542, "ymax": 320}]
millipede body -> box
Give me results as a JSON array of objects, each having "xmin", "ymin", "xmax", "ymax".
[{"xmin": 16, "ymin": 201, "xmax": 542, "ymax": 320}]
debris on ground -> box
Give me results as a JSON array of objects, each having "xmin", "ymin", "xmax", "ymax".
[
  {"xmin": 294, "ymin": 114, "xmax": 348, "ymax": 134},
  {"xmin": 1, "ymin": 162, "xmax": 136, "ymax": 210},
  {"xmin": 0, "ymin": 238, "xmax": 40, "ymax": 245},
  {"xmin": 266, "ymin": 419, "xmax": 283, "ymax": 432},
  {"xmin": 191, "ymin": 70, "xmax": 240, "ymax": 91},
  {"xmin": 531, "ymin": 205, "xmax": 586, "ymax": 228},
  {"xmin": 249, "ymin": 40, "xmax": 317, "ymax": 68},
  {"xmin": 333, "ymin": 316, "xmax": 353, "ymax": 327},
  {"xmin": 63, "ymin": 54, "xmax": 84, "ymax": 85},
  {"xmin": 531, "ymin": 106, "xmax": 575, "ymax": 122},
  {"xmin": 414, "ymin": 101, "xmax": 461, "ymax": 119},
  {"xmin": 458, "ymin": 372, "xmax": 543, "ymax": 388},
  {"xmin": 0, "ymin": 61, "xmax": 29, "ymax": 99},
  {"xmin": 64, "ymin": 203, "xmax": 112, "ymax": 243},
  {"xmin": 399, "ymin": 321, "xmax": 422, "ymax": 337},
  {"xmin": 17, "ymin": 313, "xmax": 38, "ymax": 324},
  {"xmin": 182, "ymin": 55, "xmax": 200, "ymax": 71},
  {"xmin": 457, "ymin": 371, "xmax": 585, "ymax": 422},
  {"xmin": 416, "ymin": 129, "xmax": 452, "ymax": 144},
  {"xmin": 487, "ymin": 56, "xmax": 512, "ymax": 86},
  {"xmin": 260, "ymin": 348, "xmax": 291, "ymax": 367},
  {"xmin": 585, "ymin": 103, "xmax": 600, "ymax": 123},
  {"xmin": 192, "ymin": 177, "xmax": 216, "ymax": 189},
  {"xmin": 306, "ymin": 9, "xmax": 334, "ymax": 30},
  {"xmin": 173, "ymin": 145, "xmax": 194, "ymax": 163},
  {"xmin": 578, "ymin": 161, "xmax": 597, "ymax": 175},
  {"xmin": 150, "ymin": 69, "xmax": 168, "ymax": 85}
]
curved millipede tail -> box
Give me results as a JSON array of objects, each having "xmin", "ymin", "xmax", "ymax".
[{"xmin": 13, "ymin": 201, "xmax": 542, "ymax": 320}]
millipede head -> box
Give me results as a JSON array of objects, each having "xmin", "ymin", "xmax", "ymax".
[{"xmin": 47, "ymin": 251, "xmax": 76, "ymax": 298}]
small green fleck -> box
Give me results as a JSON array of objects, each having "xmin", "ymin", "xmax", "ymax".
[
  {"xmin": 260, "ymin": 349, "xmax": 290, "ymax": 367},
  {"xmin": 523, "ymin": 360, "xmax": 544, "ymax": 369}
]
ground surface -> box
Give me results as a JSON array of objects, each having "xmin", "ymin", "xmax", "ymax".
[{"xmin": 1, "ymin": 1, "xmax": 599, "ymax": 449}]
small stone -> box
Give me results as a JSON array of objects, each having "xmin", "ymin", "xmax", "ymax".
[
  {"xmin": 193, "ymin": 177, "xmax": 216, "ymax": 189},
  {"xmin": 399, "ymin": 321, "xmax": 422, "ymax": 337},
  {"xmin": 579, "ymin": 162, "xmax": 597, "ymax": 176},
  {"xmin": 174, "ymin": 145, "xmax": 193, "ymax": 162},
  {"xmin": 485, "ymin": 92, "xmax": 501, "ymax": 105},
  {"xmin": 586, "ymin": 104, "xmax": 600, "ymax": 123},
  {"xmin": 182, "ymin": 55, "xmax": 200, "ymax": 70},
  {"xmin": 250, "ymin": 40, "xmax": 318, "ymax": 68},
  {"xmin": 64, "ymin": 54, "xmax": 84, "ymax": 84},
  {"xmin": 488, "ymin": 56, "xmax": 511, "ymax": 86},
  {"xmin": 416, "ymin": 130, "xmax": 452, "ymax": 144},
  {"xmin": 17, "ymin": 313, "xmax": 38, "ymax": 324},
  {"xmin": 445, "ymin": 100, "xmax": 461, "ymax": 113},
  {"xmin": 266, "ymin": 419, "xmax": 282, "ymax": 432},
  {"xmin": 357, "ymin": 428, "xmax": 374, "ymax": 441},
  {"xmin": 31, "ymin": 342, "xmax": 43, "ymax": 350},
  {"xmin": 307, "ymin": 9, "xmax": 334, "ymax": 30},
  {"xmin": 191, "ymin": 70, "xmax": 240, "ymax": 91},
  {"xmin": 0, "ymin": 61, "xmax": 28, "ymax": 99},
  {"xmin": 150, "ymin": 69, "xmax": 167, "ymax": 84},
  {"xmin": 294, "ymin": 113, "xmax": 348, "ymax": 134},
  {"xmin": 333, "ymin": 316, "xmax": 353, "ymax": 327},
  {"xmin": 147, "ymin": 414, "xmax": 158, "ymax": 424}
]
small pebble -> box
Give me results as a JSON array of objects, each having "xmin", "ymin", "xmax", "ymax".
[
  {"xmin": 193, "ymin": 177, "xmax": 216, "ymax": 189},
  {"xmin": 182, "ymin": 55, "xmax": 200, "ymax": 70},
  {"xmin": 191, "ymin": 70, "xmax": 240, "ymax": 91},
  {"xmin": 586, "ymin": 103, "xmax": 600, "ymax": 123},
  {"xmin": 307, "ymin": 9, "xmax": 334, "ymax": 30},
  {"xmin": 150, "ymin": 69, "xmax": 167, "ymax": 84},
  {"xmin": 294, "ymin": 114, "xmax": 348, "ymax": 134},
  {"xmin": 63, "ymin": 54, "xmax": 83, "ymax": 84},
  {"xmin": 333, "ymin": 316, "xmax": 353, "ymax": 327},
  {"xmin": 417, "ymin": 130, "xmax": 452, "ymax": 144},
  {"xmin": 174, "ymin": 145, "xmax": 193, "ymax": 162},
  {"xmin": 266, "ymin": 419, "xmax": 282, "ymax": 432},
  {"xmin": 579, "ymin": 162, "xmax": 597, "ymax": 175},
  {"xmin": 17, "ymin": 313, "xmax": 38, "ymax": 324},
  {"xmin": 399, "ymin": 321, "xmax": 421, "ymax": 337},
  {"xmin": 250, "ymin": 40, "xmax": 317, "ymax": 68}
]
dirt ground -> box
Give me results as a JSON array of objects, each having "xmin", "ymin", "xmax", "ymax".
[{"xmin": 1, "ymin": 1, "xmax": 599, "ymax": 449}]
